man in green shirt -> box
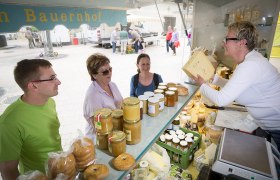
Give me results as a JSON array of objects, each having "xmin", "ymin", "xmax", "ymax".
[{"xmin": 0, "ymin": 59, "xmax": 62, "ymax": 179}]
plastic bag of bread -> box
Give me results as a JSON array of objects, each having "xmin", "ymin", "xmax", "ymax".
[
  {"xmin": 71, "ymin": 136, "xmax": 95, "ymax": 171},
  {"xmin": 17, "ymin": 170, "xmax": 48, "ymax": 180},
  {"xmin": 47, "ymin": 151, "xmax": 76, "ymax": 180}
]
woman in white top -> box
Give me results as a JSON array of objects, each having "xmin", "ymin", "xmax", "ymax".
[{"xmin": 194, "ymin": 21, "xmax": 280, "ymax": 150}]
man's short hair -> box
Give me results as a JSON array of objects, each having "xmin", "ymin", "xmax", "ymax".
[{"xmin": 14, "ymin": 59, "xmax": 52, "ymax": 92}]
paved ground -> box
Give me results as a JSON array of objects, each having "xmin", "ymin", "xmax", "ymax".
[{"xmin": 0, "ymin": 37, "xmax": 192, "ymax": 150}]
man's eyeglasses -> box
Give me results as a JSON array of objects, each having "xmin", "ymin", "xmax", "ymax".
[
  {"xmin": 31, "ymin": 75, "xmax": 58, "ymax": 82},
  {"xmin": 99, "ymin": 67, "xmax": 112, "ymax": 76},
  {"xmin": 223, "ymin": 37, "xmax": 239, "ymax": 43}
]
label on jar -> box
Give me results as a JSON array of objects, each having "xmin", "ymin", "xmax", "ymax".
[
  {"xmin": 95, "ymin": 114, "xmax": 102, "ymax": 130},
  {"xmin": 148, "ymin": 104, "xmax": 156, "ymax": 114},
  {"xmin": 125, "ymin": 129, "xmax": 132, "ymax": 141}
]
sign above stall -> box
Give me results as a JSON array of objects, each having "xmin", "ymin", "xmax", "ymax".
[{"xmin": 0, "ymin": 3, "xmax": 127, "ymax": 32}]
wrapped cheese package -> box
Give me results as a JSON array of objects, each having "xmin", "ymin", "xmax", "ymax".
[{"xmin": 182, "ymin": 50, "xmax": 215, "ymax": 81}]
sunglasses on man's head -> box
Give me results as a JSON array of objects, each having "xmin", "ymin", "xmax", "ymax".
[{"xmin": 99, "ymin": 67, "xmax": 112, "ymax": 76}]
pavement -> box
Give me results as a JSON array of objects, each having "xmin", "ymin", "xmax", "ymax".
[{"xmin": 0, "ymin": 37, "xmax": 192, "ymax": 150}]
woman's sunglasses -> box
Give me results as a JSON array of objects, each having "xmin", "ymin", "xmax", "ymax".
[{"xmin": 99, "ymin": 67, "xmax": 112, "ymax": 76}]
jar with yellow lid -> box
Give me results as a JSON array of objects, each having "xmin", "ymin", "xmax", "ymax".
[
  {"xmin": 154, "ymin": 89, "xmax": 164, "ymax": 95},
  {"xmin": 138, "ymin": 95, "xmax": 149, "ymax": 114},
  {"xmin": 96, "ymin": 132, "xmax": 109, "ymax": 150},
  {"xmin": 123, "ymin": 119, "xmax": 141, "ymax": 145},
  {"xmin": 112, "ymin": 109, "xmax": 123, "ymax": 131},
  {"xmin": 108, "ymin": 131, "xmax": 126, "ymax": 157},
  {"xmin": 154, "ymin": 94, "xmax": 164, "ymax": 112},
  {"xmin": 168, "ymin": 87, "xmax": 178, "ymax": 102},
  {"xmin": 148, "ymin": 97, "xmax": 159, "ymax": 117},
  {"xmin": 93, "ymin": 108, "xmax": 113, "ymax": 134},
  {"xmin": 157, "ymin": 86, "xmax": 167, "ymax": 92},
  {"xmin": 123, "ymin": 97, "xmax": 140, "ymax": 122},
  {"xmin": 144, "ymin": 91, "xmax": 154, "ymax": 98},
  {"xmin": 164, "ymin": 91, "xmax": 175, "ymax": 107},
  {"xmin": 167, "ymin": 82, "xmax": 176, "ymax": 88}
]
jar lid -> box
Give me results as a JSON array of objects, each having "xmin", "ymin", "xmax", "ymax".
[
  {"xmin": 157, "ymin": 86, "xmax": 167, "ymax": 90},
  {"xmin": 178, "ymin": 134, "xmax": 185, "ymax": 140},
  {"xmin": 168, "ymin": 87, "xmax": 178, "ymax": 91},
  {"xmin": 123, "ymin": 97, "xmax": 140, "ymax": 106},
  {"xmin": 148, "ymin": 97, "xmax": 159, "ymax": 103},
  {"xmin": 180, "ymin": 115, "xmax": 188, "ymax": 120},
  {"xmin": 144, "ymin": 91, "xmax": 154, "ymax": 97},
  {"xmin": 154, "ymin": 89, "xmax": 164, "ymax": 94},
  {"xmin": 167, "ymin": 82, "xmax": 176, "ymax": 87},
  {"xmin": 165, "ymin": 91, "xmax": 175, "ymax": 95},
  {"xmin": 109, "ymin": 131, "xmax": 126, "ymax": 142},
  {"xmin": 94, "ymin": 108, "xmax": 112, "ymax": 119},
  {"xmin": 176, "ymin": 129, "xmax": 183, "ymax": 135},
  {"xmin": 172, "ymin": 138, "xmax": 180, "ymax": 143},
  {"xmin": 139, "ymin": 160, "xmax": 149, "ymax": 168},
  {"xmin": 112, "ymin": 109, "xmax": 123, "ymax": 118},
  {"xmin": 159, "ymin": 82, "xmax": 167, "ymax": 86},
  {"xmin": 138, "ymin": 95, "xmax": 149, "ymax": 101},
  {"xmin": 160, "ymin": 135, "xmax": 165, "ymax": 142},
  {"xmin": 153, "ymin": 93, "xmax": 164, "ymax": 99},
  {"xmin": 185, "ymin": 137, "xmax": 193, "ymax": 142},
  {"xmin": 174, "ymin": 117, "xmax": 179, "ymax": 122},
  {"xmin": 186, "ymin": 133, "xmax": 194, "ymax": 138},
  {"xmin": 164, "ymin": 134, "xmax": 172, "ymax": 140},
  {"xmin": 180, "ymin": 140, "xmax": 188, "ymax": 146},
  {"xmin": 169, "ymin": 130, "xmax": 176, "ymax": 135}
]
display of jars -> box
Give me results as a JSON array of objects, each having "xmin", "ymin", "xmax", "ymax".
[
  {"xmin": 138, "ymin": 95, "xmax": 149, "ymax": 114},
  {"xmin": 168, "ymin": 87, "xmax": 178, "ymax": 102},
  {"xmin": 93, "ymin": 108, "xmax": 113, "ymax": 134},
  {"xmin": 148, "ymin": 97, "xmax": 159, "ymax": 117},
  {"xmin": 112, "ymin": 109, "xmax": 123, "ymax": 131},
  {"xmin": 123, "ymin": 97, "xmax": 140, "ymax": 122},
  {"xmin": 123, "ymin": 119, "xmax": 141, "ymax": 145},
  {"xmin": 164, "ymin": 91, "xmax": 176, "ymax": 107},
  {"xmin": 96, "ymin": 132, "xmax": 109, "ymax": 150},
  {"xmin": 108, "ymin": 131, "xmax": 126, "ymax": 157},
  {"xmin": 154, "ymin": 93, "xmax": 164, "ymax": 112}
]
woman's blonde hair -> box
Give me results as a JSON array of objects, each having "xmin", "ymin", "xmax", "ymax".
[{"xmin": 86, "ymin": 53, "xmax": 110, "ymax": 81}]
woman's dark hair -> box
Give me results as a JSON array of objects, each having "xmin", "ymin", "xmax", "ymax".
[{"xmin": 136, "ymin": 53, "xmax": 150, "ymax": 73}]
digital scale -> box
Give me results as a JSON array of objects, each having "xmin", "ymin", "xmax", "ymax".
[{"xmin": 212, "ymin": 128, "xmax": 280, "ymax": 180}]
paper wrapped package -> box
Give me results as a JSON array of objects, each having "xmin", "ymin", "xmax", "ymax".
[{"xmin": 182, "ymin": 51, "xmax": 215, "ymax": 81}]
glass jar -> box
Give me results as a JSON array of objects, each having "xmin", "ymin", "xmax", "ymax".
[
  {"xmin": 164, "ymin": 134, "xmax": 173, "ymax": 146},
  {"xmin": 123, "ymin": 119, "xmax": 141, "ymax": 145},
  {"xmin": 123, "ymin": 97, "xmax": 140, "ymax": 122},
  {"xmin": 138, "ymin": 95, "xmax": 149, "ymax": 114},
  {"xmin": 173, "ymin": 153, "xmax": 180, "ymax": 163},
  {"xmin": 159, "ymin": 134, "xmax": 166, "ymax": 143},
  {"xmin": 179, "ymin": 140, "xmax": 188, "ymax": 151},
  {"xmin": 96, "ymin": 132, "xmax": 109, "ymax": 150},
  {"xmin": 154, "ymin": 89, "xmax": 164, "ymax": 95},
  {"xmin": 168, "ymin": 87, "xmax": 178, "ymax": 102},
  {"xmin": 185, "ymin": 137, "xmax": 193, "ymax": 148},
  {"xmin": 164, "ymin": 91, "xmax": 175, "ymax": 107},
  {"xmin": 177, "ymin": 134, "xmax": 185, "ymax": 142},
  {"xmin": 172, "ymin": 117, "xmax": 180, "ymax": 131},
  {"xmin": 159, "ymin": 82, "xmax": 167, "ymax": 86},
  {"xmin": 154, "ymin": 93, "xmax": 164, "ymax": 112},
  {"xmin": 139, "ymin": 160, "xmax": 149, "ymax": 176},
  {"xmin": 186, "ymin": 133, "xmax": 194, "ymax": 139},
  {"xmin": 148, "ymin": 97, "xmax": 159, "ymax": 117},
  {"xmin": 172, "ymin": 137, "xmax": 180, "ymax": 148},
  {"xmin": 93, "ymin": 108, "xmax": 113, "ymax": 134},
  {"xmin": 112, "ymin": 109, "xmax": 123, "ymax": 131},
  {"xmin": 108, "ymin": 131, "xmax": 126, "ymax": 157},
  {"xmin": 167, "ymin": 82, "xmax": 176, "ymax": 88},
  {"xmin": 144, "ymin": 91, "xmax": 154, "ymax": 98},
  {"xmin": 158, "ymin": 86, "xmax": 167, "ymax": 93}
]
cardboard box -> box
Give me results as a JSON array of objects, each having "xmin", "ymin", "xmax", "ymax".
[{"xmin": 182, "ymin": 51, "xmax": 215, "ymax": 81}]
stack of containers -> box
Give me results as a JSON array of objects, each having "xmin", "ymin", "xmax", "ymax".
[{"xmin": 123, "ymin": 97, "xmax": 141, "ymax": 145}]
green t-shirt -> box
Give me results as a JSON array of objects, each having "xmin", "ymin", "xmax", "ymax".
[{"xmin": 0, "ymin": 97, "xmax": 62, "ymax": 174}]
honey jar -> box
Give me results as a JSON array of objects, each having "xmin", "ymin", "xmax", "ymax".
[
  {"xmin": 96, "ymin": 132, "xmax": 109, "ymax": 150},
  {"xmin": 123, "ymin": 119, "xmax": 141, "ymax": 145},
  {"xmin": 185, "ymin": 137, "xmax": 193, "ymax": 148},
  {"xmin": 164, "ymin": 134, "xmax": 173, "ymax": 146},
  {"xmin": 172, "ymin": 117, "xmax": 180, "ymax": 131},
  {"xmin": 167, "ymin": 82, "xmax": 176, "ymax": 88},
  {"xmin": 158, "ymin": 86, "xmax": 167, "ymax": 92},
  {"xmin": 164, "ymin": 91, "xmax": 175, "ymax": 107},
  {"xmin": 144, "ymin": 91, "xmax": 154, "ymax": 98},
  {"xmin": 172, "ymin": 138, "xmax": 180, "ymax": 148},
  {"xmin": 159, "ymin": 135, "xmax": 165, "ymax": 143},
  {"xmin": 179, "ymin": 140, "xmax": 188, "ymax": 151},
  {"xmin": 154, "ymin": 89, "xmax": 164, "ymax": 94},
  {"xmin": 123, "ymin": 97, "xmax": 140, "ymax": 122},
  {"xmin": 148, "ymin": 97, "xmax": 159, "ymax": 117},
  {"xmin": 108, "ymin": 131, "xmax": 126, "ymax": 157},
  {"xmin": 159, "ymin": 82, "xmax": 167, "ymax": 86},
  {"xmin": 153, "ymin": 94, "xmax": 164, "ymax": 112},
  {"xmin": 112, "ymin": 109, "xmax": 123, "ymax": 131},
  {"xmin": 168, "ymin": 87, "xmax": 178, "ymax": 102},
  {"xmin": 93, "ymin": 108, "xmax": 113, "ymax": 134},
  {"xmin": 138, "ymin": 95, "xmax": 149, "ymax": 114}
]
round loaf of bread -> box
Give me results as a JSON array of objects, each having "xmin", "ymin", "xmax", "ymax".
[
  {"xmin": 112, "ymin": 153, "xmax": 135, "ymax": 171},
  {"xmin": 84, "ymin": 164, "xmax": 109, "ymax": 180}
]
